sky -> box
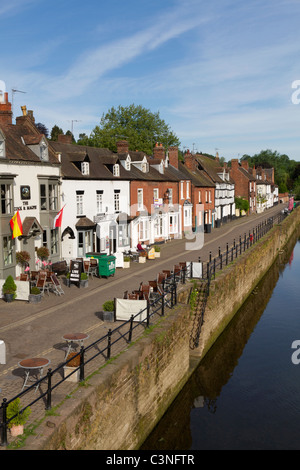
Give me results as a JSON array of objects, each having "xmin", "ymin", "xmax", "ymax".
[{"xmin": 1, "ymin": 0, "xmax": 300, "ymax": 161}]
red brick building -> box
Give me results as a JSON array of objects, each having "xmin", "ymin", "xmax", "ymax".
[{"xmin": 230, "ymin": 159, "xmax": 257, "ymax": 213}]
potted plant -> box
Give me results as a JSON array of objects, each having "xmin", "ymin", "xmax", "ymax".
[
  {"xmin": 7, "ymin": 398, "xmax": 31, "ymax": 437},
  {"xmin": 16, "ymin": 251, "xmax": 30, "ymax": 272},
  {"xmin": 100, "ymin": 300, "xmax": 115, "ymax": 322},
  {"xmin": 64, "ymin": 352, "xmax": 81, "ymax": 382},
  {"xmin": 80, "ymin": 272, "xmax": 89, "ymax": 288},
  {"xmin": 139, "ymin": 251, "xmax": 147, "ymax": 263},
  {"xmin": 123, "ymin": 256, "xmax": 130, "ymax": 268},
  {"xmin": 154, "ymin": 245, "xmax": 161, "ymax": 258},
  {"xmin": 2, "ymin": 275, "xmax": 17, "ymax": 302},
  {"xmin": 28, "ymin": 286, "xmax": 42, "ymax": 303}
]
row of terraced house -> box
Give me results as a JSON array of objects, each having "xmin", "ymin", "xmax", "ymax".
[{"xmin": 0, "ymin": 92, "xmax": 279, "ymax": 278}]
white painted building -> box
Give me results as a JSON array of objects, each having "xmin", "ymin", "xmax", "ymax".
[{"xmin": 0, "ymin": 97, "xmax": 61, "ymax": 278}]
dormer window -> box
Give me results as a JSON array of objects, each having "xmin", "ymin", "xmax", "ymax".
[
  {"xmin": 113, "ymin": 164, "xmax": 120, "ymax": 177},
  {"xmin": 125, "ymin": 155, "xmax": 131, "ymax": 171},
  {"xmin": 40, "ymin": 140, "xmax": 48, "ymax": 161},
  {"xmin": 141, "ymin": 162, "xmax": 149, "ymax": 173},
  {"xmin": 81, "ymin": 162, "xmax": 89, "ymax": 175}
]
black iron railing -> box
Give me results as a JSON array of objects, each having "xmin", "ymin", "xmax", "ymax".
[{"xmin": 0, "ymin": 206, "xmax": 295, "ymax": 446}]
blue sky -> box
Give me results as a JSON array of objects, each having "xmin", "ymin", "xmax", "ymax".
[{"xmin": 1, "ymin": 0, "xmax": 300, "ymax": 161}]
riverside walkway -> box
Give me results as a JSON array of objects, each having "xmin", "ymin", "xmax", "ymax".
[{"xmin": 0, "ymin": 204, "xmax": 287, "ymax": 447}]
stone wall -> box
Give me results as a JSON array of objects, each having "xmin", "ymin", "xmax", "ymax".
[{"xmin": 194, "ymin": 206, "xmax": 300, "ymax": 358}]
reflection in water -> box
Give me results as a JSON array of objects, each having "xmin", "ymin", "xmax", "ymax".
[{"xmin": 141, "ymin": 228, "xmax": 300, "ymax": 450}]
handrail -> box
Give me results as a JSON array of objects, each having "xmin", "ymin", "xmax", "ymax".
[{"xmin": 0, "ymin": 206, "xmax": 294, "ymax": 445}]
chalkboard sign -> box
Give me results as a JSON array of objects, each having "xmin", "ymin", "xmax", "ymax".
[{"xmin": 69, "ymin": 260, "xmax": 83, "ymax": 287}]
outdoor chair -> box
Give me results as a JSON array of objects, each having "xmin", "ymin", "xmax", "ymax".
[
  {"xmin": 128, "ymin": 293, "xmax": 139, "ymax": 300},
  {"xmin": 89, "ymin": 259, "xmax": 98, "ymax": 277},
  {"xmin": 36, "ymin": 276, "xmax": 47, "ymax": 297},
  {"xmin": 123, "ymin": 290, "xmax": 128, "ymax": 299},
  {"xmin": 30, "ymin": 271, "xmax": 39, "ymax": 285},
  {"xmin": 20, "ymin": 273, "xmax": 29, "ymax": 281},
  {"xmin": 50, "ymin": 274, "xmax": 64, "ymax": 296},
  {"xmin": 173, "ymin": 265, "xmax": 181, "ymax": 284},
  {"xmin": 140, "ymin": 284, "xmax": 150, "ymax": 301},
  {"xmin": 83, "ymin": 260, "xmax": 91, "ymax": 276}
]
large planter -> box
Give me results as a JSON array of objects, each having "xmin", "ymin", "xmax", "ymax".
[
  {"xmin": 80, "ymin": 279, "xmax": 89, "ymax": 288},
  {"xmin": 99, "ymin": 311, "xmax": 115, "ymax": 322},
  {"xmin": 3, "ymin": 293, "xmax": 14, "ymax": 303},
  {"xmin": 139, "ymin": 256, "xmax": 146, "ymax": 264},
  {"xmin": 28, "ymin": 293, "xmax": 42, "ymax": 304},
  {"xmin": 63, "ymin": 366, "xmax": 80, "ymax": 383},
  {"xmin": 123, "ymin": 261, "xmax": 130, "ymax": 269},
  {"xmin": 155, "ymin": 252, "xmax": 161, "ymax": 258}
]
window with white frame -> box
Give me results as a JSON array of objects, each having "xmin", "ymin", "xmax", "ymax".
[
  {"xmin": 125, "ymin": 156, "xmax": 131, "ymax": 171},
  {"xmin": 155, "ymin": 214, "xmax": 163, "ymax": 237},
  {"xmin": 76, "ymin": 191, "xmax": 84, "ymax": 215},
  {"xmin": 153, "ymin": 188, "xmax": 159, "ymax": 201},
  {"xmin": 49, "ymin": 184, "xmax": 58, "ymax": 211},
  {"xmin": 0, "ymin": 134, "xmax": 5, "ymax": 158},
  {"xmin": 3, "ymin": 235, "xmax": 13, "ymax": 266},
  {"xmin": 40, "ymin": 141, "xmax": 48, "ymax": 161},
  {"xmin": 137, "ymin": 188, "xmax": 143, "ymax": 210},
  {"xmin": 50, "ymin": 228, "xmax": 58, "ymax": 255},
  {"xmin": 198, "ymin": 191, "xmax": 201, "ymax": 203},
  {"xmin": 81, "ymin": 162, "xmax": 89, "ymax": 175},
  {"xmin": 114, "ymin": 190, "xmax": 120, "ymax": 212},
  {"xmin": 139, "ymin": 218, "xmax": 150, "ymax": 241},
  {"xmin": 168, "ymin": 188, "xmax": 173, "ymax": 205},
  {"xmin": 180, "ymin": 181, "xmax": 184, "ymax": 199},
  {"xmin": 1, "ymin": 183, "xmax": 12, "ymax": 215},
  {"xmin": 96, "ymin": 190, "xmax": 103, "ymax": 213},
  {"xmin": 113, "ymin": 164, "xmax": 120, "ymax": 176},
  {"xmin": 186, "ymin": 181, "xmax": 189, "ymax": 199}
]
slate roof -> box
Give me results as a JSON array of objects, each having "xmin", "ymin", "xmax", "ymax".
[
  {"xmin": 51, "ymin": 141, "xmax": 185, "ymax": 183},
  {"xmin": 0, "ymin": 121, "xmax": 59, "ymax": 165},
  {"xmin": 195, "ymin": 154, "xmax": 235, "ymax": 185}
]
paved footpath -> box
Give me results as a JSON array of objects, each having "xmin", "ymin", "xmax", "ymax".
[{"xmin": 0, "ymin": 204, "xmax": 286, "ymax": 445}]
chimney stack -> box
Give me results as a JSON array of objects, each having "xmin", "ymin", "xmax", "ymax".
[
  {"xmin": 168, "ymin": 146, "xmax": 178, "ymax": 169},
  {"xmin": 231, "ymin": 158, "xmax": 239, "ymax": 170},
  {"xmin": 153, "ymin": 142, "xmax": 165, "ymax": 160},
  {"xmin": 184, "ymin": 150, "xmax": 197, "ymax": 170},
  {"xmin": 0, "ymin": 92, "xmax": 12, "ymax": 125},
  {"xmin": 57, "ymin": 134, "xmax": 72, "ymax": 144},
  {"xmin": 117, "ymin": 140, "xmax": 129, "ymax": 154},
  {"xmin": 241, "ymin": 160, "xmax": 249, "ymax": 171}
]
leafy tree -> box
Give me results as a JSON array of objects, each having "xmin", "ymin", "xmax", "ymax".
[
  {"xmin": 35, "ymin": 122, "xmax": 49, "ymax": 138},
  {"xmin": 235, "ymin": 197, "xmax": 250, "ymax": 213},
  {"xmin": 50, "ymin": 125, "xmax": 64, "ymax": 141},
  {"xmin": 84, "ymin": 104, "xmax": 180, "ymax": 155}
]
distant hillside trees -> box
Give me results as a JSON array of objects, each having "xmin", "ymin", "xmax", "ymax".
[{"xmin": 241, "ymin": 149, "xmax": 299, "ymax": 194}]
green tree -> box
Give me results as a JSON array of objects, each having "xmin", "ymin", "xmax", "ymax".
[
  {"xmin": 50, "ymin": 125, "xmax": 64, "ymax": 141},
  {"xmin": 85, "ymin": 104, "xmax": 180, "ymax": 155}
]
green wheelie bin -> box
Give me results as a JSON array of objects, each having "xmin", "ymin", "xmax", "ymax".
[{"xmin": 86, "ymin": 252, "xmax": 116, "ymax": 278}]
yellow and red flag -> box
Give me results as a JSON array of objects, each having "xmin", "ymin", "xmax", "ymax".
[{"xmin": 9, "ymin": 211, "xmax": 23, "ymax": 239}]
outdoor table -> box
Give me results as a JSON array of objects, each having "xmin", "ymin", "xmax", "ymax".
[
  {"xmin": 18, "ymin": 357, "xmax": 50, "ymax": 392},
  {"xmin": 62, "ymin": 333, "xmax": 89, "ymax": 358}
]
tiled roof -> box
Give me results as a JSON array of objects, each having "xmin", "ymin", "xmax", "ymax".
[{"xmin": 0, "ymin": 122, "xmax": 59, "ymax": 164}]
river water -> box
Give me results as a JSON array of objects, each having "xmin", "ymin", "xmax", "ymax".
[{"xmin": 141, "ymin": 229, "xmax": 300, "ymax": 450}]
